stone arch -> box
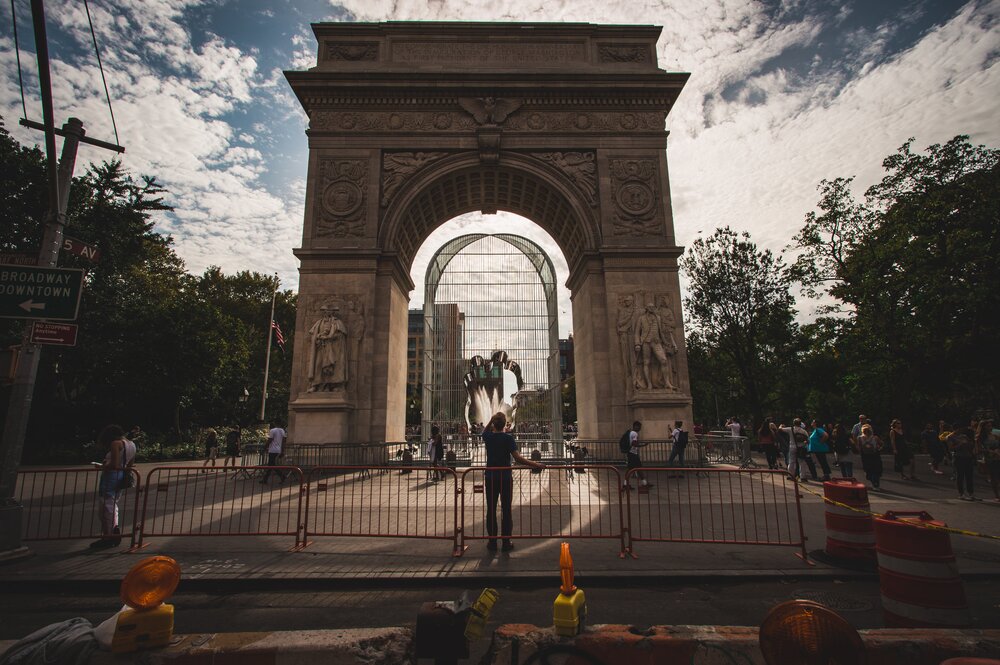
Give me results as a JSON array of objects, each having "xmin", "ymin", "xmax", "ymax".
[
  {"xmin": 380, "ymin": 152, "xmax": 599, "ymax": 274},
  {"xmin": 285, "ymin": 21, "xmax": 692, "ymax": 444}
]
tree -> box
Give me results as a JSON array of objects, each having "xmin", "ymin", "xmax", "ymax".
[
  {"xmin": 681, "ymin": 227, "xmax": 798, "ymax": 424},
  {"xmin": 792, "ymin": 136, "xmax": 1000, "ymax": 422}
]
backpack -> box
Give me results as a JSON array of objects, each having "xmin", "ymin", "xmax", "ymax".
[
  {"xmin": 676, "ymin": 430, "xmax": 689, "ymax": 447},
  {"xmin": 793, "ymin": 429, "xmax": 808, "ymax": 448},
  {"xmin": 619, "ymin": 429, "xmax": 632, "ymax": 453}
]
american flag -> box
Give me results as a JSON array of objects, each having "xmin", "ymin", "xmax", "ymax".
[{"xmin": 271, "ymin": 320, "xmax": 285, "ymax": 351}]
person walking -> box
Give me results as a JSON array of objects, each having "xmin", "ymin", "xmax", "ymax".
[
  {"xmin": 947, "ymin": 422, "xmax": 979, "ymax": 500},
  {"xmin": 889, "ymin": 419, "xmax": 916, "ymax": 480},
  {"xmin": 831, "ymin": 423, "xmax": 854, "ymax": 478},
  {"xmin": 922, "ymin": 422, "xmax": 945, "ymax": 475},
  {"xmin": 222, "ymin": 424, "xmax": 242, "ymax": 470},
  {"xmin": 260, "ymin": 422, "xmax": 288, "ymax": 484},
  {"xmin": 783, "ymin": 419, "xmax": 815, "ymax": 482},
  {"xmin": 201, "ymin": 428, "xmax": 219, "ymax": 471},
  {"xmin": 808, "ymin": 420, "xmax": 833, "ymax": 481},
  {"xmin": 758, "ymin": 419, "xmax": 779, "ymax": 470},
  {"xmin": 667, "ymin": 420, "xmax": 689, "ymax": 476},
  {"xmin": 481, "ymin": 412, "xmax": 543, "ymax": 552},
  {"xmin": 91, "ymin": 425, "xmax": 133, "ymax": 549},
  {"xmin": 857, "ymin": 423, "xmax": 884, "ymax": 490},
  {"xmin": 426, "ymin": 425, "xmax": 445, "ymax": 482},
  {"xmin": 621, "ymin": 421, "xmax": 653, "ymax": 490}
]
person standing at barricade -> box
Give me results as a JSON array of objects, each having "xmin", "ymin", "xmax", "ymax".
[
  {"xmin": 889, "ymin": 419, "xmax": 916, "ymax": 481},
  {"xmin": 922, "ymin": 422, "xmax": 945, "ymax": 475},
  {"xmin": 482, "ymin": 412, "xmax": 543, "ymax": 552},
  {"xmin": 947, "ymin": 422, "xmax": 979, "ymax": 500},
  {"xmin": 858, "ymin": 424, "xmax": 884, "ymax": 490},
  {"xmin": 426, "ymin": 425, "xmax": 444, "ymax": 482},
  {"xmin": 667, "ymin": 421, "xmax": 688, "ymax": 475},
  {"xmin": 91, "ymin": 425, "xmax": 132, "ymax": 549},
  {"xmin": 757, "ymin": 419, "xmax": 779, "ymax": 470},
  {"xmin": 222, "ymin": 424, "xmax": 242, "ymax": 470},
  {"xmin": 260, "ymin": 421, "xmax": 288, "ymax": 484},
  {"xmin": 808, "ymin": 420, "xmax": 832, "ymax": 481},
  {"xmin": 831, "ymin": 423, "xmax": 854, "ymax": 478}
]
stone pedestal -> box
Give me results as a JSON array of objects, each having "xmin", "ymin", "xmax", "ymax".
[
  {"xmin": 289, "ymin": 393, "xmax": 355, "ymax": 444},
  {"xmin": 628, "ymin": 393, "xmax": 694, "ymax": 440}
]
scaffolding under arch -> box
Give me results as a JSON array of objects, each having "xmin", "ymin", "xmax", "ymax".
[{"xmin": 422, "ymin": 234, "xmax": 562, "ymax": 440}]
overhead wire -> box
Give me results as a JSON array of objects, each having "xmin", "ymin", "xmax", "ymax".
[
  {"xmin": 9, "ymin": 0, "xmax": 29, "ymax": 120},
  {"xmin": 83, "ymin": 0, "xmax": 119, "ymax": 147}
]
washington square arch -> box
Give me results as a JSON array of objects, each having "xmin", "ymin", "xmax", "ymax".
[{"xmin": 284, "ymin": 22, "xmax": 693, "ymax": 444}]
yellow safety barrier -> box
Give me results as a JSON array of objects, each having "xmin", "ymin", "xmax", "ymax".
[{"xmin": 796, "ymin": 481, "xmax": 1000, "ymax": 541}]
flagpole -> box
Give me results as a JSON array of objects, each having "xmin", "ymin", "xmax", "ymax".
[{"xmin": 260, "ymin": 273, "xmax": 278, "ymax": 423}]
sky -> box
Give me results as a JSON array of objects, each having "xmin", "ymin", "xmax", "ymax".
[{"xmin": 1, "ymin": 0, "xmax": 998, "ymax": 337}]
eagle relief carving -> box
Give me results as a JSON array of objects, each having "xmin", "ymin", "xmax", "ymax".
[{"xmin": 457, "ymin": 97, "xmax": 523, "ymax": 126}]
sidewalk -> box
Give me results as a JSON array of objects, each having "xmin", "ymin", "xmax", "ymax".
[{"xmin": 5, "ymin": 455, "xmax": 999, "ymax": 588}]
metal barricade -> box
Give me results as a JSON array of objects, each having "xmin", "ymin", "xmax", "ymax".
[
  {"xmin": 623, "ymin": 467, "xmax": 808, "ymax": 561},
  {"xmin": 459, "ymin": 466, "xmax": 627, "ymax": 557},
  {"xmin": 15, "ymin": 467, "xmax": 141, "ymax": 542},
  {"xmin": 133, "ymin": 466, "xmax": 305, "ymax": 550},
  {"xmin": 303, "ymin": 465, "xmax": 461, "ymax": 555}
]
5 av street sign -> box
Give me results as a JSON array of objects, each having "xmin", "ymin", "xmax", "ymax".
[{"xmin": 0, "ymin": 266, "xmax": 84, "ymax": 320}]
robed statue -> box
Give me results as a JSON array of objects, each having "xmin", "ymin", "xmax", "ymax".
[{"xmin": 307, "ymin": 305, "xmax": 349, "ymax": 392}]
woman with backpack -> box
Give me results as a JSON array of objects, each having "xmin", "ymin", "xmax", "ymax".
[
  {"xmin": 757, "ymin": 419, "xmax": 779, "ymax": 470},
  {"xmin": 858, "ymin": 423, "xmax": 884, "ymax": 490}
]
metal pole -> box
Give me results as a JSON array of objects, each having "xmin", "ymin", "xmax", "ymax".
[
  {"xmin": 0, "ymin": 0, "xmax": 83, "ymax": 558},
  {"xmin": 259, "ymin": 274, "xmax": 278, "ymax": 423}
]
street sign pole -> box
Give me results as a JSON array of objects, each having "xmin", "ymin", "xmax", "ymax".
[{"xmin": 0, "ymin": 0, "xmax": 85, "ymax": 559}]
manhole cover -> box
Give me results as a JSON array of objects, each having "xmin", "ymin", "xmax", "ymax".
[{"xmin": 791, "ymin": 590, "xmax": 873, "ymax": 612}]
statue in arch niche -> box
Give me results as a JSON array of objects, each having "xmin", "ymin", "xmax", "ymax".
[
  {"xmin": 307, "ymin": 304, "xmax": 349, "ymax": 392},
  {"xmin": 617, "ymin": 292, "xmax": 680, "ymax": 393}
]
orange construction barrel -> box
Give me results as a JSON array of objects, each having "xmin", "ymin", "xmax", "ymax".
[
  {"xmin": 874, "ymin": 510, "xmax": 970, "ymax": 628},
  {"xmin": 823, "ymin": 478, "xmax": 875, "ymax": 560}
]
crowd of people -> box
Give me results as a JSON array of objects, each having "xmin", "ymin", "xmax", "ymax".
[{"xmin": 736, "ymin": 414, "xmax": 1000, "ymax": 501}]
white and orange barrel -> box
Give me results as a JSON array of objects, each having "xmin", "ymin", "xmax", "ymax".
[
  {"xmin": 823, "ymin": 478, "xmax": 875, "ymax": 560},
  {"xmin": 874, "ymin": 510, "xmax": 971, "ymax": 627}
]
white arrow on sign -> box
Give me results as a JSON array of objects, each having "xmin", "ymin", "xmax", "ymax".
[{"xmin": 19, "ymin": 300, "xmax": 45, "ymax": 312}]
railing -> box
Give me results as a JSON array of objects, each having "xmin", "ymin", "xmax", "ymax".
[
  {"xmin": 15, "ymin": 467, "xmax": 142, "ymax": 541},
  {"xmin": 623, "ymin": 467, "xmax": 807, "ymax": 560},
  {"xmin": 16, "ymin": 458, "xmax": 804, "ymax": 561},
  {"xmin": 303, "ymin": 466, "xmax": 461, "ymax": 554},
  {"xmin": 133, "ymin": 466, "xmax": 305, "ymax": 550},
  {"xmin": 459, "ymin": 465, "xmax": 627, "ymax": 556}
]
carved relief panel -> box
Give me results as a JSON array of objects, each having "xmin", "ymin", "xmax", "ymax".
[
  {"xmin": 381, "ymin": 152, "xmax": 449, "ymax": 208},
  {"xmin": 314, "ymin": 159, "xmax": 369, "ymax": 239},
  {"xmin": 608, "ymin": 159, "xmax": 663, "ymax": 237},
  {"xmin": 300, "ymin": 294, "xmax": 368, "ymax": 397},
  {"xmin": 615, "ymin": 291, "xmax": 680, "ymax": 396},
  {"xmin": 534, "ymin": 152, "xmax": 598, "ymax": 206}
]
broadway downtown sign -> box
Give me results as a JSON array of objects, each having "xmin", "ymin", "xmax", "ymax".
[{"xmin": 0, "ymin": 266, "xmax": 85, "ymax": 320}]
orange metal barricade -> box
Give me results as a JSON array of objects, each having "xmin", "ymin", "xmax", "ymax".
[
  {"xmin": 303, "ymin": 465, "xmax": 461, "ymax": 554},
  {"xmin": 459, "ymin": 466, "xmax": 627, "ymax": 557},
  {"xmin": 15, "ymin": 467, "xmax": 142, "ymax": 542},
  {"xmin": 624, "ymin": 467, "xmax": 809, "ymax": 561},
  {"xmin": 133, "ymin": 466, "xmax": 305, "ymax": 550}
]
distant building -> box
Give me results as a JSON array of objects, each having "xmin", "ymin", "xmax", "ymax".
[
  {"xmin": 559, "ymin": 334, "xmax": 574, "ymax": 381},
  {"xmin": 407, "ymin": 309, "xmax": 424, "ymax": 390}
]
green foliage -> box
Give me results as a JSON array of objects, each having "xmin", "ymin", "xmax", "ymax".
[
  {"xmin": 681, "ymin": 227, "xmax": 798, "ymax": 423},
  {"xmin": 791, "ymin": 135, "xmax": 1000, "ymax": 424},
  {"xmin": 0, "ymin": 119, "xmax": 296, "ymax": 458}
]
